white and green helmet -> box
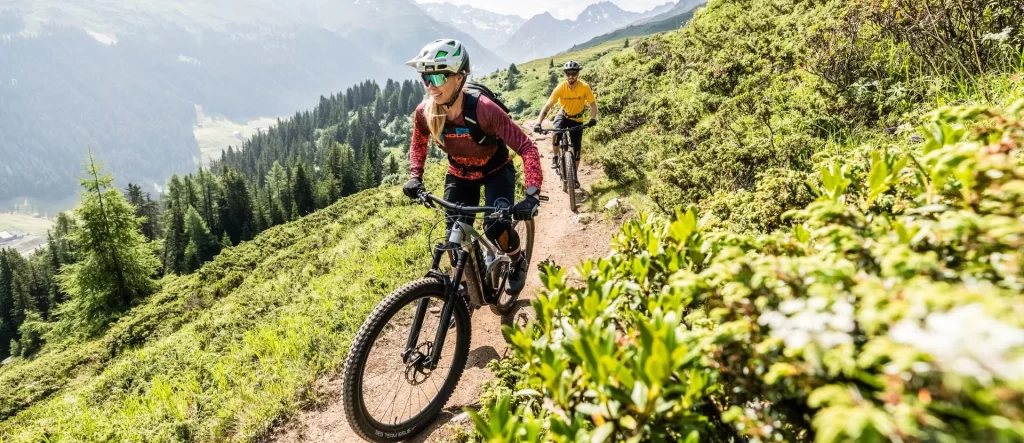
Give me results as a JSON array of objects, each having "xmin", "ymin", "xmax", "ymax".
[{"xmin": 406, "ymin": 39, "xmax": 471, "ymax": 74}]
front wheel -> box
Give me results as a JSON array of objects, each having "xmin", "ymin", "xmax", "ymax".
[
  {"xmin": 342, "ymin": 278, "xmax": 471, "ymax": 442},
  {"xmin": 565, "ymin": 150, "xmax": 577, "ymax": 213},
  {"xmin": 558, "ymin": 150, "xmax": 568, "ymax": 193}
]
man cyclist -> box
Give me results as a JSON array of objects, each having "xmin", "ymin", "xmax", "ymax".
[{"xmin": 534, "ymin": 60, "xmax": 598, "ymax": 189}]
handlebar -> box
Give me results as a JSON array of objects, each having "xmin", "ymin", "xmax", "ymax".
[
  {"xmin": 416, "ymin": 190, "xmax": 548, "ymax": 216},
  {"xmin": 419, "ymin": 191, "xmax": 496, "ymax": 214},
  {"xmin": 536, "ymin": 124, "xmax": 587, "ymax": 135}
]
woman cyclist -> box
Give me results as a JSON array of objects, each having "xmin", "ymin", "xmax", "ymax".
[{"xmin": 402, "ymin": 39, "xmax": 543, "ymax": 296}]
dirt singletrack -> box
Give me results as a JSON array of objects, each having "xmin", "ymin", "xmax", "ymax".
[{"xmin": 268, "ymin": 122, "xmax": 623, "ymax": 443}]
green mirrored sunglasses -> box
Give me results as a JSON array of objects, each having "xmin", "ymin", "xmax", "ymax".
[{"xmin": 421, "ymin": 73, "xmax": 450, "ymax": 87}]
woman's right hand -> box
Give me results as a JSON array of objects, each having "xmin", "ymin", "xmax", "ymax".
[{"xmin": 403, "ymin": 178, "xmax": 425, "ymax": 199}]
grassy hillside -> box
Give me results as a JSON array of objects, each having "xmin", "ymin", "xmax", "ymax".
[
  {"xmin": 475, "ymin": 38, "xmax": 630, "ymax": 123},
  {"xmin": 0, "ymin": 164, "xmax": 454, "ymax": 440},
  {"xmin": 467, "ymin": 0, "xmax": 1024, "ymax": 441}
]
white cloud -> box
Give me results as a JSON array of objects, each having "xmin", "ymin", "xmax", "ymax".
[{"xmin": 415, "ymin": 0, "xmax": 673, "ymax": 20}]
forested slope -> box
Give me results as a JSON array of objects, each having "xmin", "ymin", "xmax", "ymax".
[{"xmin": 0, "ymin": 165, "xmax": 456, "ymax": 440}]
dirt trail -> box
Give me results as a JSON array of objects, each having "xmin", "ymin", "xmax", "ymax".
[{"xmin": 269, "ymin": 124, "xmax": 621, "ymax": 443}]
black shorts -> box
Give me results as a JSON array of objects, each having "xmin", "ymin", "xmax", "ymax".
[
  {"xmin": 552, "ymin": 114, "xmax": 583, "ymax": 158},
  {"xmin": 443, "ymin": 163, "xmax": 520, "ymax": 253}
]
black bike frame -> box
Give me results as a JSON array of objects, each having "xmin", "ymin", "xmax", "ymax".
[
  {"xmin": 403, "ymin": 194, "xmax": 510, "ymax": 370},
  {"xmin": 547, "ymin": 124, "xmax": 585, "ymax": 184}
]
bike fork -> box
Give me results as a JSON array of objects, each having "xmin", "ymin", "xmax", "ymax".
[{"xmin": 405, "ymin": 249, "xmax": 466, "ymax": 370}]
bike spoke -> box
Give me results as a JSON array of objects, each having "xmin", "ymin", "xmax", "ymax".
[{"xmin": 360, "ymin": 294, "xmax": 461, "ymax": 427}]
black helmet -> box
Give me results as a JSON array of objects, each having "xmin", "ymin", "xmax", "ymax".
[{"xmin": 562, "ymin": 60, "xmax": 581, "ymax": 72}]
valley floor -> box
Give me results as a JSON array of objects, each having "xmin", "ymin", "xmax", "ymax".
[{"xmin": 0, "ymin": 213, "xmax": 54, "ymax": 256}]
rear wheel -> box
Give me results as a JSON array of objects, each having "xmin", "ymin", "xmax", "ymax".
[
  {"xmin": 342, "ymin": 278, "xmax": 471, "ymax": 442},
  {"xmin": 565, "ymin": 150, "xmax": 577, "ymax": 213}
]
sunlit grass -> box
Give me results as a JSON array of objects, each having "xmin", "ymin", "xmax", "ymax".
[{"xmin": 0, "ymin": 167, "xmax": 451, "ymax": 442}]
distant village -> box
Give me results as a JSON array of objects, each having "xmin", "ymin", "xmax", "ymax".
[{"xmin": 0, "ymin": 231, "xmax": 27, "ymax": 245}]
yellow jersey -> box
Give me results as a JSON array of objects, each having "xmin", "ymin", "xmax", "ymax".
[{"xmin": 547, "ymin": 80, "xmax": 596, "ymax": 122}]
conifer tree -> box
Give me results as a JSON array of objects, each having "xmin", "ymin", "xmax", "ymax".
[
  {"xmin": 182, "ymin": 206, "xmax": 217, "ymax": 273},
  {"xmin": 125, "ymin": 183, "xmax": 161, "ymax": 241},
  {"xmin": 0, "ymin": 251, "xmax": 16, "ymax": 358},
  {"xmin": 55, "ymin": 155, "xmax": 160, "ymax": 335},
  {"xmin": 359, "ymin": 154, "xmax": 375, "ymax": 191},
  {"xmin": 266, "ymin": 161, "xmax": 291, "ymax": 221},
  {"xmin": 161, "ymin": 175, "xmax": 187, "ymax": 275},
  {"xmin": 292, "ymin": 162, "xmax": 316, "ymax": 217},
  {"xmin": 388, "ymin": 154, "xmax": 399, "ymax": 176},
  {"xmin": 341, "ymin": 145, "xmax": 359, "ymax": 196},
  {"xmin": 218, "ymin": 169, "xmax": 256, "ymax": 244}
]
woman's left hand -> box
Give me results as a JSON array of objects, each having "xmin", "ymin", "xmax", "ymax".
[{"xmin": 512, "ymin": 195, "xmax": 540, "ymax": 220}]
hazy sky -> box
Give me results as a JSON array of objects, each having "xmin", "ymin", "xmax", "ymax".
[{"xmin": 415, "ymin": 0, "xmax": 673, "ymax": 20}]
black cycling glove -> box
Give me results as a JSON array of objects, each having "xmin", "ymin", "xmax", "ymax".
[
  {"xmin": 586, "ymin": 118, "xmax": 598, "ymax": 128},
  {"xmin": 512, "ymin": 195, "xmax": 540, "ymax": 220},
  {"xmin": 533, "ymin": 124, "xmax": 543, "ymax": 134},
  {"xmin": 403, "ymin": 177, "xmax": 424, "ymax": 199}
]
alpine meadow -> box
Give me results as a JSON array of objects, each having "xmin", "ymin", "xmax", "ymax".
[{"xmin": 2, "ymin": 0, "xmax": 1024, "ymax": 442}]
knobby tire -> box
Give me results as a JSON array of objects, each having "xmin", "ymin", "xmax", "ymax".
[{"xmin": 342, "ymin": 278, "xmax": 471, "ymax": 442}]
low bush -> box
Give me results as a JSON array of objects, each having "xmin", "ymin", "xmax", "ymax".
[{"xmin": 481, "ymin": 101, "xmax": 1024, "ymax": 442}]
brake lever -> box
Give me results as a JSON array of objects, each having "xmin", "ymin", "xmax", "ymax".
[{"xmin": 417, "ymin": 192, "xmax": 435, "ymax": 209}]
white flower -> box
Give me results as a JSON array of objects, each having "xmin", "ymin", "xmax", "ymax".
[
  {"xmin": 808, "ymin": 296, "xmax": 828, "ymax": 311},
  {"xmin": 790, "ymin": 311, "xmax": 829, "ymax": 332},
  {"xmin": 758, "ymin": 311, "xmax": 787, "ymax": 329},
  {"xmin": 778, "ymin": 299, "xmax": 805, "ymax": 315},
  {"xmin": 889, "ymin": 304, "xmax": 1024, "ymax": 382},
  {"xmin": 828, "ymin": 314, "xmax": 856, "ymax": 333},
  {"xmin": 982, "ymin": 27, "xmax": 1013, "ymax": 42},
  {"xmin": 762, "ymin": 300, "xmax": 858, "ymax": 351},
  {"xmin": 819, "ymin": 331, "xmax": 854, "ymax": 348},
  {"xmin": 832, "ymin": 301, "xmax": 854, "ymax": 317},
  {"xmin": 783, "ymin": 330, "xmax": 811, "ymax": 349}
]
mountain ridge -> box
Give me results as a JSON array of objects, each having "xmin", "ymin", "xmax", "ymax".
[
  {"xmin": 498, "ymin": 1, "xmax": 668, "ymax": 62},
  {"xmin": 418, "ymin": 2, "xmax": 526, "ymax": 49},
  {"xmin": 0, "ymin": 0, "xmax": 505, "ymax": 208},
  {"xmin": 567, "ymin": 0, "xmax": 704, "ymax": 53}
]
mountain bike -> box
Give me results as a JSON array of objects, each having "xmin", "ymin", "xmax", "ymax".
[
  {"xmin": 539, "ymin": 124, "xmax": 585, "ymax": 213},
  {"xmin": 342, "ymin": 188, "xmax": 546, "ymax": 442}
]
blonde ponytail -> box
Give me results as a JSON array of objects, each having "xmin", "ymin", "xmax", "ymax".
[{"xmin": 424, "ymin": 94, "xmax": 447, "ymax": 147}]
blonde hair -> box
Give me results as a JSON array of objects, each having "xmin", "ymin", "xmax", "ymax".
[
  {"xmin": 422, "ymin": 74, "xmax": 466, "ymax": 147},
  {"xmin": 424, "ymin": 94, "xmax": 448, "ymax": 147}
]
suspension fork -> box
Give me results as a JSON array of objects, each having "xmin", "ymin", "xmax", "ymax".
[
  {"xmin": 426, "ymin": 249, "xmax": 467, "ymax": 369},
  {"xmin": 404, "ymin": 247, "xmax": 467, "ymax": 370},
  {"xmin": 405, "ymin": 243, "xmax": 460, "ymax": 363}
]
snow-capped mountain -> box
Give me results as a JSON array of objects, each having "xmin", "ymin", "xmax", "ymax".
[
  {"xmin": 498, "ymin": 1, "xmax": 672, "ymax": 63},
  {"xmin": 419, "ymin": 3, "xmax": 526, "ymax": 49}
]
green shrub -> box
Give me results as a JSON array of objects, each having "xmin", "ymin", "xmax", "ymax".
[
  {"xmin": 585, "ymin": 0, "xmax": 1023, "ymax": 232},
  {"xmin": 481, "ymin": 101, "xmax": 1024, "ymax": 442}
]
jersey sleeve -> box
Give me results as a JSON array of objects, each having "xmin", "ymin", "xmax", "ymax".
[
  {"xmin": 477, "ymin": 97, "xmax": 543, "ymax": 190},
  {"xmin": 546, "ymin": 83, "xmax": 561, "ymax": 107},
  {"xmin": 585, "ymin": 84, "xmax": 596, "ymax": 104},
  {"xmin": 409, "ymin": 105, "xmax": 430, "ymax": 180}
]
